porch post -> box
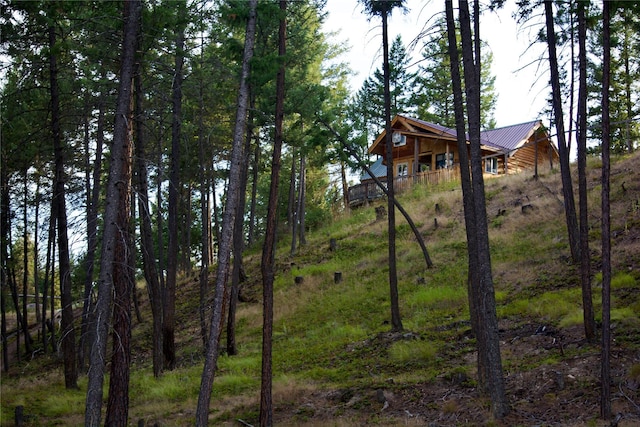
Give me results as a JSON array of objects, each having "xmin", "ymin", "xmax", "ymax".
[{"xmin": 413, "ymin": 136, "xmax": 419, "ymax": 183}]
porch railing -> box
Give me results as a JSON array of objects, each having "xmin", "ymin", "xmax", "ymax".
[{"xmin": 348, "ymin": 165, "xmax": 460, "ymax": 207}]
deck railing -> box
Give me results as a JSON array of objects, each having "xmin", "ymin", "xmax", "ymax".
[{"xmin": 348, "ymin": 165, "xmax": 460, "ymax": 207}]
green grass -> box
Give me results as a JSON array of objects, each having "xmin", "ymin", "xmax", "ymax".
[
  {"xmin": 388, "ymin": 340, "xmax": 438, "ymax": 365},
  {"xmin": 3, "ymin": 153, "xmax": 639, "ymax": 426}
]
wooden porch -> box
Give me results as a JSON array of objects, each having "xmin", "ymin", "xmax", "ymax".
[{"xmin": 348, "ymin": 165, "xmax": 460, "ymax": 208}]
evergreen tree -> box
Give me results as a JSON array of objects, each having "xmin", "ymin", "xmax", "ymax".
[
  {"xmin": 356, "ymin": 35, "xmax": 416, "ymax": 135},
  {"xmin": 414, "ymin": 17, "xmax": 496, "ymax": 129}
]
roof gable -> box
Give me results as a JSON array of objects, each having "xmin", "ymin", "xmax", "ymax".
[
  {"xmin": 480, "ymin": 120, "xmax": 542, "ymax": 151},
  {"xmin": 368, "ymin": 115, "xmax": 546, "ymax": 154}
]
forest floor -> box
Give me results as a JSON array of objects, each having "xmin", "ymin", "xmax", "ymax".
[{"xmin": 1, "ymin": 152, "xmax": 640, "ymax": 426}]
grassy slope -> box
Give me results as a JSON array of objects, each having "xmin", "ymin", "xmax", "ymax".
[{"xmin": 2, "ymin": 152, "xmax": 639, "ymax": 426}]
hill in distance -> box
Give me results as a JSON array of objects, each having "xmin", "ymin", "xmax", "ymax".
[{"xmin": 2, "ymin": 152, "xmax": 639, "ymax": 426}]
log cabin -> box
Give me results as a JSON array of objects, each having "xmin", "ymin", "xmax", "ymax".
[{"xmin": 349, "ymin": 114, "xmax": 559, "ymax": 207}]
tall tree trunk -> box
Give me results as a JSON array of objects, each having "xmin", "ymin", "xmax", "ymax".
[
  {"xmin": 576, "ymin": 1, "xmax": 595, "ymax": 342},
  {"xmin": 105, "ymin": 88, "xmax": 134, "ymax": 426},
  {"xmin": 164, "ymin": 5, "xmax": 186, "ymax": 371},
  {"xmin": 198, "ymin": 50, "xmax": 210, "ymax": 353},
  {"xmin": 21, "ymin": 173, "xmax": 33, "ymax": 354},
  {"xmin": 340, "ymin": 160, "xmax": 349, "ymax": 212},
  {"xmin": 156, "ymin": 140, "xmax": 166, "ymax": 294},
  {"xmin": 8, "ymin": 256, "xmax": 21, "ymax": 362},
  {"xmin": 196, "ymin": 1, "xmax": 257, "ymax": 424},
  {"xmin": 227, "ymin": 103, "xmax": 255, "ymax": 356},
  {"xmin": 260, "ymin": 2, "xmax": 286, "ymax": 425},
  {"xmin": 49, "ymin": 21, "xmax": 77, "ymax": 390},
  {"xmin": 381, "ymin": 8, "xmax": 402, "ymax": 333},
  {"xmin": 78, "ymin": 92, "xmax": 105, "ymax": 374},
  {"xmin": 288, "ymin": 150, "xmax": 297, "ymax": 236},
  {"xmin": 33, "ymin": 176, "xmax": 41, "ymax": 325},
  {"xmin": 298, "ymin": 154, "xmax": 306, "ymax": 246},
  {"xmin": 43, "ymin": 204, "xmax": 57, "ymax": 354},
  {"xmin": 0, "ymin": 278, "xmax": 7, "ymax": 372},
  {"xmin": 84, "ymin": 1, "xmax": 141, "ymax": 423},
  {"xmin": 248, "ymin": 143, "xmax": 260, "ymax": 246},
  {"xmin": 446, "ymin": 0, "xmax": 480, "ymax": 362},
  {"xmin": 448, "ymin": 0, "xmax": 508, "ymax": 418},
  {"xmin": 1, "ymin": 165, "xmax": 10, "ymax": 371},
  {"xmin": 600, "ymin": 0, "xmax": 612, "ymax": 419},
  {"xmin": 544, "ymin": 0, "xmax": 581, "ymax": 263},
  {"xmin": 290, "ymin": 151, "xmax": 298, "ymax": 255},
  {"xmin": 134, "ymin": 66, "xmax": 164, "ymax": 378}
]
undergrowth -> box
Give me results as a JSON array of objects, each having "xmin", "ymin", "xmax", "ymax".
[{"xmin": 2, "ymin": 153, "xmax": 639, "ymax": 426}]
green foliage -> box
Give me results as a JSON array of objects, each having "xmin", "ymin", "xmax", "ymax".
[
  {"xmin": 611, "ymin": 272, "xmax": 636, "ymax": 289},
  {"xmin": 499, "ymin": 289, "xmax": 582, "ymax": 322},
  {"xmin": 413, "ymin": 17, "xmax": 497, "ymax": 129},
  {"xmin": 389, "ymin": 340, "xmax": 437, "ymax": 365}
]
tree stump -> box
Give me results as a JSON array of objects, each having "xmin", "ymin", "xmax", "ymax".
[
  {"xmin": 329, "ymin": 238, "xmax": 337, "ymax": 252},
  {"xmin": 334, "ymin": 272, "xmax": 342, "ymax": 283},
  {"xmin": 434, "ymin": 218, "xmax": 438, "ymax": 229},
  {"xmin": 375, "ymin": 206, "xmax": 387, "ymax": 221},
  {"xmin": 15, "ymin": 406, "xmax": 24, "ymax": 427},
  {"xmin": 521, "ymin": 204, "xmax": 534, "ymax": 214},
  {"xmin": 435, "ymin": 203, "xmax": 441, "ymax": 214},
  {"xmin": 294, "ymin": 276, "xmax": 304, "ymax": 285}
]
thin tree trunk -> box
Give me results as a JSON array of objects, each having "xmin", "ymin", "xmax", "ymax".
[
  {"xmin": 156, "ymin": 136, "xmax": 166, "ymax": 295},
  {"xmin": 340, "ymin": 160, "xmax": 349, "ymax": 212},
  {"xmin": 381, "ymin": 8, "xmax": 402, "ymax": 332},
  {"xmin": 1, "ymin": 166, "xmax": 10, "ymax": 371},
  {"xmin": 576, "ymin": 1, "xmax": 595, "ymax": 342},
  {"xmin": 260, "ymin": 2, "xmax": 286, "ymax": 424},
  {"xmin": 42, "ymin": 206, "xmax": 55, "ymax": 355},
  {"xmin": 32, "ymin": 175, "xmax": 41, "ymax": 324},
  {"xmin": 289, "ymin": 150, "xmax": 297, "ymax": 235},
  {"xmin": 48, "ymin": 210, "xmax": 57, "ymax": 354},
  {"xmin": 0, "ymin": 279, "xmax": 7, "ymax": 372},
  {"xmin": 544, "ymin": 0, "xmax": 581, "ymax": 263},
  {"xmin": 600, "ymin": 1, "xmax": 612, "ymax": 419},
  {"xmin": 134, "ymin": 65, "xmax": 164, "ymax": 378},
  {"xmin": 227, "ymin": 103, "xmax": 255, "ymax": 356},
  {"xmin": 130, "ymin": 192, "xmax": 143, "ymax": 324},
  {"xmin": 22, "ymin": 173, "xmax": 33, "ymax": 354},
  {"xmin": 298, "ymin": 154, "xmax": 306, "ymax": 246},
  {"xmin": 105, "ymin": 89, "xmax": 134, "ymax": 426},
  {"xmin": 196, "ymin": 1, "xmax": 257, "ymax": 424},
  {"xmin": 84, "ymin": 1, "xmax": 140, "ymax": 423},
  {"xmin": 8, "ymin": 256, "xmax": 21, "ymax": 362},
  {"xmin": 49, "ymin": 21, "xmax": 77, "ymax": 390},
  {"xmin": 248, "ymin": 143, "xmax": 260, "ymax": 246},
  {"xmin": 445, "ymin": 0, "xmax": 481, "ymax": 353},
  {"xmin": 290, "ymin": 151, "xmax": 298, "ymax": 255},
  {"xmin": 164, "ymin": 7, "xmax": 186, "ymax": 371},
  {"xmin": 452, "ymin": 0, "xmax": 509, "ymax": 418},
  {"xmin": 78, "ymin": 92, "xmax": 105, "ymax": 374},
  {"xmin": 198, "ymin": 48, "xmax": 210, "ymax": 353}
]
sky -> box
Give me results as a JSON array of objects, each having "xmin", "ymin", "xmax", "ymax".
[{"xmin": 322, "ymin": 0, "xmax": 550, "ymax": 129}]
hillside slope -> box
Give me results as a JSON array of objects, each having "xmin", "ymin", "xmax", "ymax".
[{"xmin": 2, "ymin": 153, "xmax": 639, "ymax": 426}]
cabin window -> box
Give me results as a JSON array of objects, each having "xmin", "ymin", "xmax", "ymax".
[
  {"xmin": 485, "ymin": 157, "xmax": 498, "ymax": 174},
  {"xmin": 396, "ymin": 162, "xmax": 408, "ymax": 177},
  {"xmin": 435, "ymin": 153, "xmax": 454, "ymax": 169}
]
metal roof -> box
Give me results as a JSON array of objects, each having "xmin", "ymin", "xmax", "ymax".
[
  {"xmin": 480, "ymin": 120, "xmax": 542, "ymax": 152},
  {"xmin": 400, "ymin": 115, "xmax": 543, "ymax": 152},
  {"xmin": 359, "ymin": 157, "xmax": 387, "ymax": 181}
]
